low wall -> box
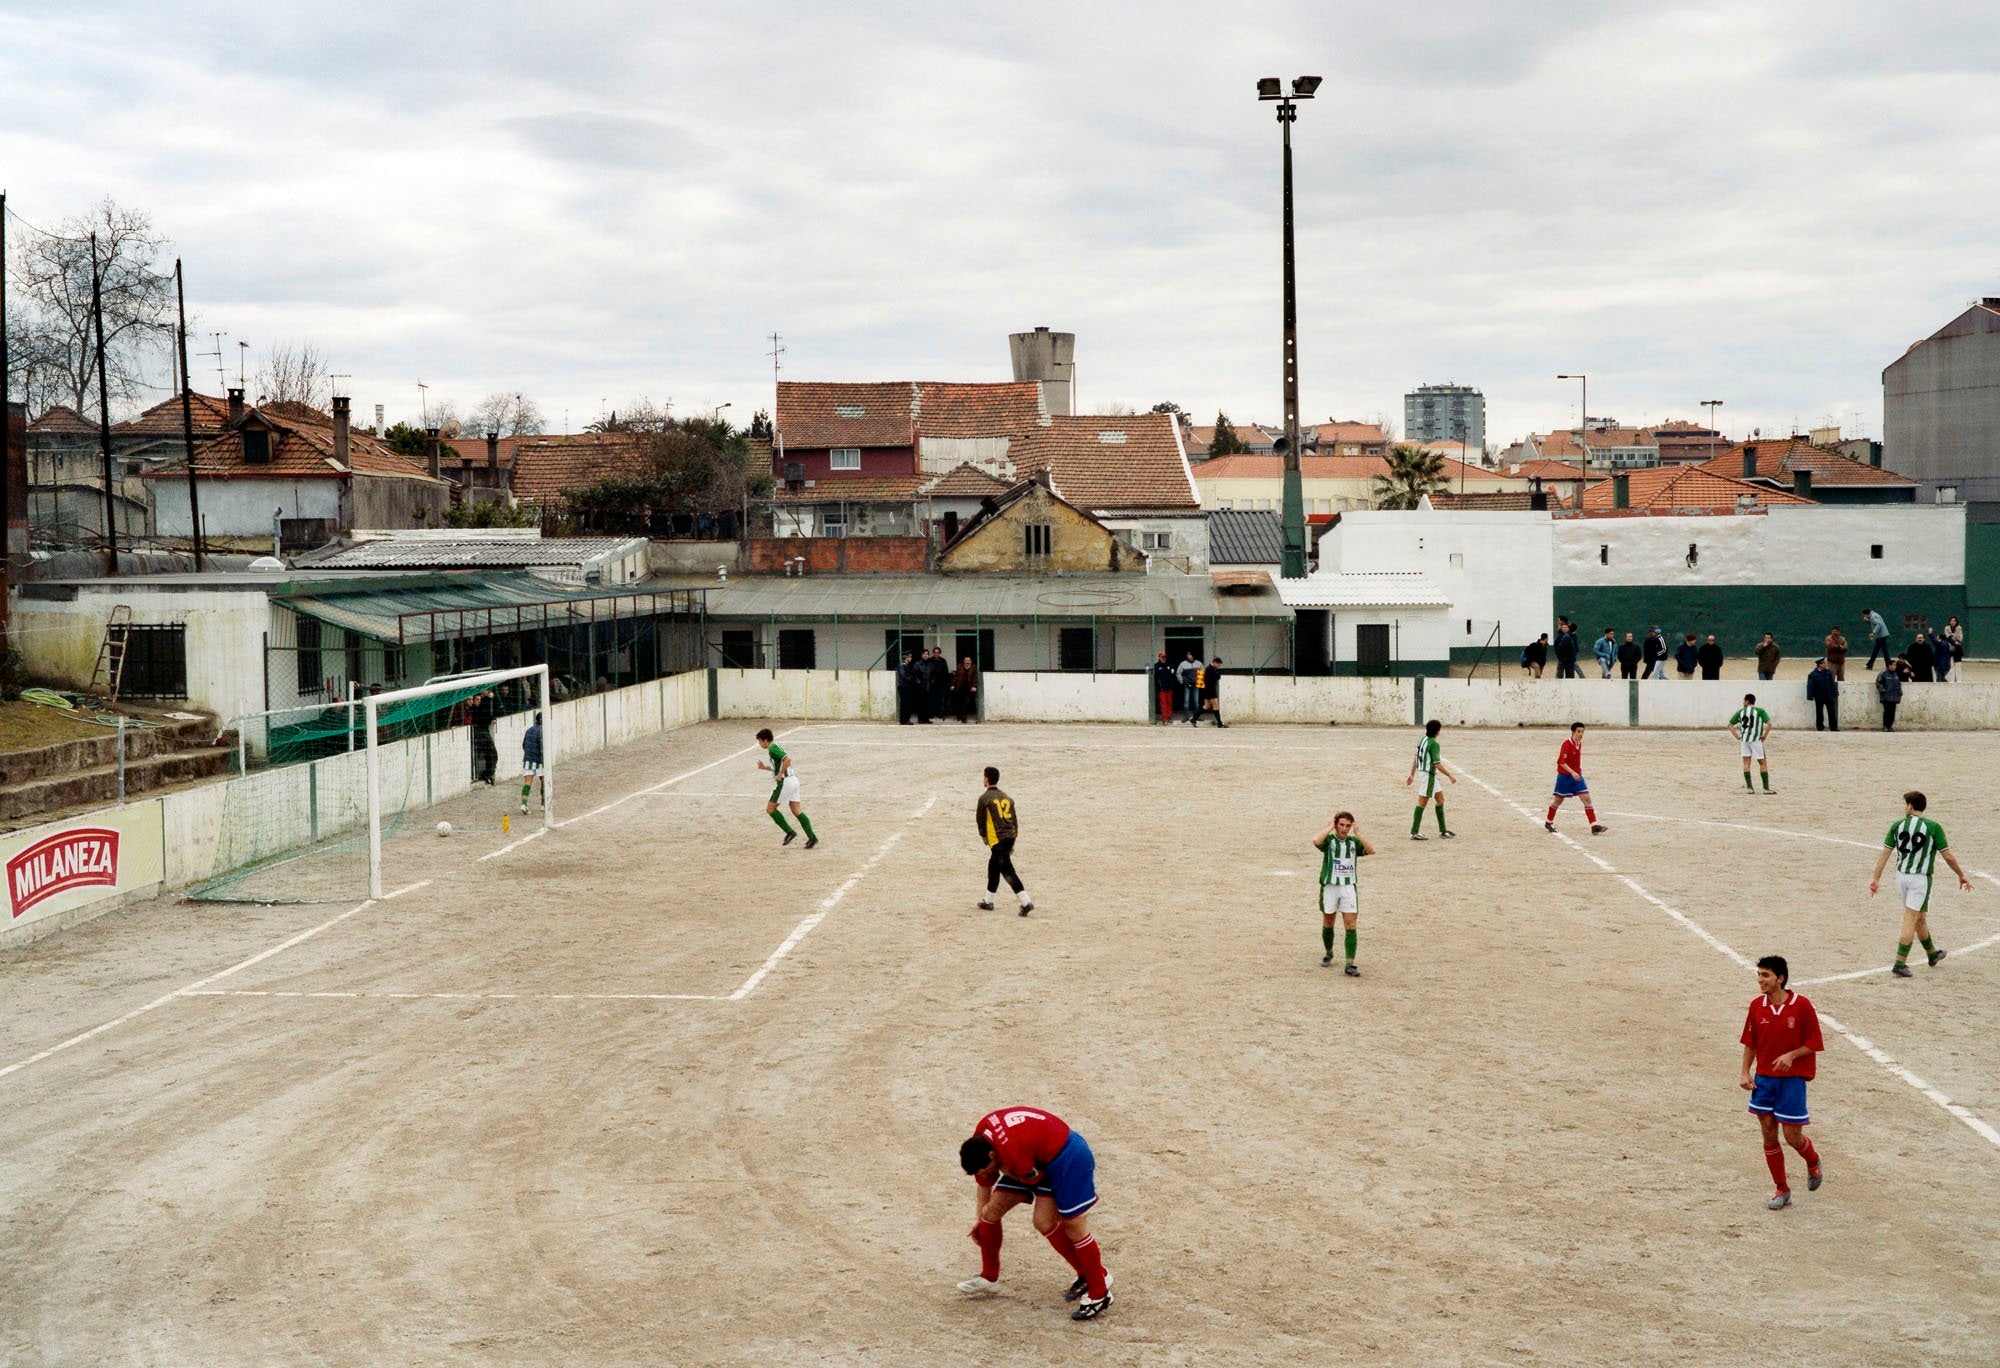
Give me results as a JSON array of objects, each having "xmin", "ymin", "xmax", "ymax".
[
  {"xmin": 983, "ymin": 673, "xmax": 1144, "ymax": 723},
  {"xmin": 745, "ymin": 537, "xmax": 929, "ymax": 574},
  {"xmin": 1423, "ymin": 678, "xmax": 1632, "ymax": 729},
  {"xmin": 2, "ymin": 800, "xmax": 168, "ymax": 948},
  {"xmin": 1224, "ymin": 675, "xmax": 1415, "ymax": 726},
  {"xmin": 713, "ymin": 668, "xmax": 897, "ymax": 721},
  {"xmin": 648, "ymin": 540, "xmax": 740, "ymax": 575}
]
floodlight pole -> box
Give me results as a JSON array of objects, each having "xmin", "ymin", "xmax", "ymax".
[
  {"xmin": 1558, "ymin": 373, "xmax": 1587, "ymax": 471},
  {"xmin": 1260, "ymin": 76, "xmax": 1319, "ymax": 580}
]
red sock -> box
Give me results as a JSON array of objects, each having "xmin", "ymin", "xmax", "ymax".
[
  {"xmin": 1070, "ymin": 1232, "xmax": 1108, "ymax": 1300},
  {"xmin": 1043, "ymin": 1227, "xmax": 1084, "ymax": 1275},
  {"xmin": 1763, "ymin": 1145, "xmax": 1789, "ymax": 1192},
  {"xmin": 1797, "ymin": 1137, "xmax": 1821, "ymax": 1173},
  {"xmin": 1584, "ymin": 805, "xmax": 1598, "ymax": 824},
  {"xmin": 1546, "ymin": 803, "xmax": 1558, "ymax": 822},
  {"xmin": 970, "ymin": 1219, "xmax": 1002, "ymax": 1281}
]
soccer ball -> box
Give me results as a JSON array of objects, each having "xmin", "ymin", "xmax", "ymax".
[{"xmin": 436, "ymin": 820, "xmax": 453, "ymax": 837}]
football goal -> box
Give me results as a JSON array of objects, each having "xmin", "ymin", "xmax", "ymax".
[{"xmin": 188, "ymin": 665, "xmax": 553, "ymax": 904}]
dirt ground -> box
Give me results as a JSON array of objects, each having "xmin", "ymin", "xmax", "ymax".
[{"xmin": 3, "ymin": 718, "xmax": 1998, "ymax": 1366}]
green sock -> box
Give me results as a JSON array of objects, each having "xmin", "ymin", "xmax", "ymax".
[
  {"xmin": 521, "ymin": 781, "xmax": 531, "ymax": 801},
  {"xmin": 1760, "ymin": 771, "xmax": 1771, "ymax": 791},
  {"xmin": 1434, "ymin": 800, "xmax": 1448, "ymax": 832},
  {"xmin": 798, "ymin": 812, "xmax": 816, "ymax": 839},
  {"xmin": 1743, "ymin": 771, "xmax": 1754, "ymax": 790},
  {"xmin": 1896, "ymin": 942, "xmax": 1911, "ymax": 963},
  {"xmin": 1920, "ymin": 936, "xmax": 1936, "ymax": 953},
  {"xmin": 1344, "ymin": 928, "xmax": 1358, "ymax": 962},
  {"xmin": 1411, "ymin": 806, "xmax": 1424, "ymax": 834},
  {"xmin": 770, "ymin": 809, "xmax": 795, "ymax": 836},
  {"xmin": 1322, "ymin": 925, "xmax": 1334, "ymax": 953}
]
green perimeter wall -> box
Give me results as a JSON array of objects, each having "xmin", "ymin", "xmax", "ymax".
[
  {"xmin": 1551, "ymin": 584, "xmax": 1969, "ymax": 657},
  {"xmin": 1965, "ymin": 522, "xmax": 2000, "ymax": 652},
  {"xmin": 1329, "ymin": 659, "xmax": 1450, "ymax": 678}
]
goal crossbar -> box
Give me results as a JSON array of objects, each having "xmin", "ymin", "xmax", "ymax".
[{"xmin": 365, "ymin": 664, "xmax": 552, "ymax": 898}]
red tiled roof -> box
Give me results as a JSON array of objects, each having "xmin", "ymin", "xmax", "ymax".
[
  {"xmin": 777, "ymin": 382, "xmax": 916, "ymax": 449},
  {"xmin": 445, "ymin": 434, "xmax": 523, "ymax": 468},
  {"xmin": 508, "ymin": 434, "xmax": 652, "ymax": 505},
  {"xmin": 28, "ymin": 405, "xmax": 95, "ymax": 434},
  {"xmin": 1429, "ymin": 490, "xmax": 1566, "ymax": 510},
  {"xmin": 1697, "ymin": 438, "xmax": 1915, "ymax": 487},
  {"xmin": 111, "ymin": 392, "xmax": 233, "ymax": 436},
  {"xmin": 1499, "ymin": 459, "xmax": 1590, "ymax": 482},
  {"xmin": 1188, "ymin": 423, "xmax": 1278, "ymax": 450},
  {"xmin": 1011, "ymin": 412, "xmax": 1197, "ymax": 510},
  {"xmin": 773, "ymin": 475, "xmax": 928, "ymax": 502},
  {"xmin": 1532, "ymin": 431, "xmax": 1587, "ymax": 460},
  {"xmin": 1193, "ymin": 453, "xmax": 1492, "ymax": 485},
  {"xmin": 1579, "ymin": 426, "xmax": 1654, "ymax": 449},
  {"xmin": 1580, "ymin": 466, "xmax": 1814, "ymax": 511},
  {"xmin": 1312, "ymin": 420, "xmax": 1388, "ymax": 444},
  {"xmin": 914, "ymin": 381, "xmax": 1046, "ymax": 439},
  {"xmin": 921, "ymin": 462, "xmax": 1012, "ymax": 497},
  {"xmin": 146, "ymin": 407, "xmax": 441, "ymax": 483}
]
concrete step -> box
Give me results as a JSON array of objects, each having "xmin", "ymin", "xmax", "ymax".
[
  {"xmin": 0, "ymin": 712, "xmax": 217, "ymax": 788},
  {"xmin": 0, "ymin": 746, "xmax": 235, "ymax": 825}
]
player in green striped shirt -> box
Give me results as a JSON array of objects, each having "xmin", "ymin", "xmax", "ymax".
[
  {"xmin": 1404, "ymin": 719, "xmax": 1458, "ymax": 838},
  {"xmin": 1313, "ymin": 811, "xmax": 1375, "ymax": 975},
  {"xmin": 756, "ymin": 728, "xmax": 818, "ymax": 848},
  {"xmin": 1728, "ymin": 694, "xmax": 1775, "ymax": 793},
  {"xmin": 1869, "ymin": 790, "xmax": 1973, "ymax": 977}
]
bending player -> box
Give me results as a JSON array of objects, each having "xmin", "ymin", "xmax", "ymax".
[
  {"xmin": 1313, "ymin": 810, "xmax": 1374, "ymax": 974},
  {"xmin": 958, "ymin": 1106, "xmax": 1113, "ymax": 1321},
  {"xmin": 1739, "ymin": 955, "xmax": 1823, "ymax": 1210},
  {"xmin": 1869, "ymin": 789, "xmax": 1972, "ymax": 977},
  {"xmin": 1728, "ymin": 693, "xmax": 1775, "ymax": 794},
  {"xmin": 1545, "ymin": 722, "xmax": 1606, "ymax": 835},
  {"xmin": 1404, "ymin": 718, "xmax": 1457, "ymax": 839},
  {"xmin": 755, "ymin": 728, "xmax": 818, "ymax": 848}
]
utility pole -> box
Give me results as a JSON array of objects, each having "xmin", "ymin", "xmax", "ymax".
[
  {"xmin": 2, "ymin": 189, "xmax": 12, "ymax": 649},
  {"xmin": 91, "ymin": 233, "xmax": 118, "ymax": 576},
  {"xmin": 176, "ymin": 258, "xmax": 204, "ymax": 570},
  {"xmin": 1257, "ymin": 76, "xmax": 1322, "ymax": 579}
]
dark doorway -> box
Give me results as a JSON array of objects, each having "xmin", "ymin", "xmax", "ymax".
[
  {"xmin": 720, "ymin": 629, "xmax": 756, "ymax": 669},
  {"xmin": 1163, "ymin": 625, "xmax": 1204, "ymax": 669},
  {"xmin": 1355, "ymin": 622, "xmax": 1392, "ymax": 677},
  {"xmin": 884, "ymin": 629, "xmax": 928, "ymax": 667},
  {"xmin": 777, "ymin": 629, "xmax": 816, "ymax": 669},
  {"xmin": 955, "ymin": 628, "xmax": 996, "ymax": 672},
  {"xmin": 1057, "ymin": 626, "xmax": 1096, "ymax": 671},
  {"xmin": 1293, "ymin": 610, "xmax": 1331, "ymax": 676},
  {"xmin": 942, "ymin": 510, "xmax": 960, "ymax": 543}
]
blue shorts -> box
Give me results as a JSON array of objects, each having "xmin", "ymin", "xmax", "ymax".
[
  {"xmin": 991, "ymin": 1130, "xmax": 1099, "ymax": 1218},
  {"xmin": 1553, "ymin": 774, "xmax": 1589, "ymax": 798},
  {"xmin": 1747, "ymin": 1074, "xmax": 1810, "ymax": 1125}
]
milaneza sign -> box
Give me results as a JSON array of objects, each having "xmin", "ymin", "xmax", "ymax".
[{"xmin": 8, "ymin": 827, "xmax": 122, "ymax": 919}]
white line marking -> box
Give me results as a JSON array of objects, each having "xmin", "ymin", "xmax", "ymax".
[
  {"xmin": 0, "ymin": 880, "xmax": 428, "ymax": 1085},
  {"xmin": 477, "ymin": 827, "xmax": 547, "ymax": 861},
  {"xmin": 1455, "ymin": 766, "xmax": 2000, "ymax": 1155},
  {"xmin": 1794, "ymin": 927, "xmax": 2000, "ymax": 987},
  {"xmin": 180, "ymin": 989, "xmax": 727, "ymax": 1002},
  {"xmin": 728, "ymin": 792, "xmax": 938, "ymax": 1001},
  {"xmin": 1603, "ymin": 810, "xmax": 1877, "ymax": 851},
  {"xmin": 561, "ymin": 727, "xmax": 805, "ymax": 828}
]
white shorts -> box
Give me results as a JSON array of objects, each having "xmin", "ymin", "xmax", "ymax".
[
  {"xmin": 523, "ymin": 761, "xmax": 544, "ymax": 776},
  {"xmin": 1739, "ymin": 738, "xmax": 1765, "ymax": 760},
  {"xmin": 774, "ymin": 774, "xmax": 801, "ymax": 805},
  {"xmin": 1895, "ymin": 871, "xmax": 1932, "ymax": 913},
  {"xmin": 1320, "ymin": 884, "xmax": 1357, "ymax": 916}
]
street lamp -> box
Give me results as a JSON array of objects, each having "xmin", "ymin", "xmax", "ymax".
[
  {"xmin": 1259, "ymin": 74, "xmax": 1321, "ymax": 579},
  {"xmin": 1701, "ymin": 398, "xmax": 1724, "ymax": 466},
  {"xmin": 1557, "ymin": 373, "xmax": 1587, "ymax": 470}
]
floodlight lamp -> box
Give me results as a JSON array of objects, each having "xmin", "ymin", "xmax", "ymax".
[
  {"xmin": 1292, "ymin": 75, "xmax": 1323, "ymax": 97},
  {"xmin": 1256, "ymin": 77, "xmax": 1283, "ymax": 99}
]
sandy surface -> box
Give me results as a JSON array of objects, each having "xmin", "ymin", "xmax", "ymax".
[{"xmin": 3, "ymin": 718, "xmax": 1998, "ymax": 1365}]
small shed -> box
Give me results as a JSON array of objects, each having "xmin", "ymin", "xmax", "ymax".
[{"xmin": 1277, "ymin": 572, "xmax": 1452, "ymax": 677}]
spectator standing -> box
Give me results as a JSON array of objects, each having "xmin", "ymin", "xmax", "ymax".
[
  {"xmin": 1697, "ymin": 634, "xmax": 1724, "ymax": 680},
  {"xmin": 927, "ymin": 647, "xmax": 952, "ymax": 719},
  {"xmin": 1553, "ymin": 623, "xmax": 1580, "ymax": 679},
  {"xmin": 1198, "ymin": 657, "xmax": 1227, "ymax": 727},
  {"xmin": 1906, "ymin": 633, "xmax": 1934, "ymax": 683},
  {"xmin": 1177, "ymin": 651, "xmax": 1201, "ymax": 720},
  {"xmin": 1674, "ymin": 632, "xmax": 1700, "ymax": 680},
  {"xmin": 1524, "ymin": 634, "xmax": 1549, "ymax": 678},
  {"xmin": 1151, "ymin": 651, "xmax": 1178, "ymax": 724},
  {"xmin": 1824, "ymin": 626, "xmax": 1848, "ymax": 682},
  {"xmin": 1930, "ymin": 626, "xmax": 1954, "ymax": 683},
  {"xmin": 1754, "ymin": 633, "xmax": 1782, "ymax": 681},
  {"xmin": 1863, "ymin": 609, "xmax": 1893, "ymax": 669},
  {"xmin": 467, "ymin": 690, "xmax": 498, "ymax": 785},
  {"xmin": 1617, "ymin": 632, "xmax": 1642, "ymax": 679},
  {"xmin": 1943, "ymin": 616, "xmax": 1965, "ymax": 680},
  {"xmin": 952, "ymin": 656, "xmax": 979, "ymax": 722},
  {"xmin": 897, "ymin": 651, "xmax": 921, "ymax": 725},
  {"xmin": 1593, "ymin": 628, "xmax": 1617, "ymax": 678},
  {"xmin": 1806, "ymin": 658, "xmax": 1839, "ymax": 732},
  {"xmin": 1642, "ymin": 627, "xmax": 1669, "ymax": 680},
  {"xmin": 1876, "ymin": 660, "xmax": 1903, "ymax": 731}
]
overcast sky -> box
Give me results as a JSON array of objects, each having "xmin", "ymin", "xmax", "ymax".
[{"xmin": 5, "ymin": 1, "xmax": 1996, "ymax": 449}]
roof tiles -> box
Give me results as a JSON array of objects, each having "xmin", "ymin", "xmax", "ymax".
[
  {"xmin": 1580, "ymin": 465, "xmax": 1814, "ymax": 511},
  {"xmin": 1010, "ymin": 412, "xmax": 1198, "ymax": 511}
]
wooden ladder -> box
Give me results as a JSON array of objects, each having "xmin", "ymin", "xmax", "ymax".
[{"xmin": 90, "ymin": 605, "xmax": 134, "ymax": 701}]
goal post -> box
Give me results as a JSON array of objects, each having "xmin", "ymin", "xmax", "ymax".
[{"xmin": 365, "ymin": 664, "xmax": 553, "ymax": 899}]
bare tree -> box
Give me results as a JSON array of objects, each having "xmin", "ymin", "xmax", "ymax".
[
  {"xmin": 254, "ymin": 340, "xmax": 333, "ymax": 410},
  {"xmin": 1098, "ymin": 400, "xmax": 1137, "ymax": 416},
  {"xmin": 585, "ymin": 398, "xmax": 672, "ymax": 434},
  {"xmin": 468, "ymin": 391, "xmax": 547, "ymax": 436},
  {"xmin": 11, "ymin": 198, "xmax": 173, "ymax": 415}
]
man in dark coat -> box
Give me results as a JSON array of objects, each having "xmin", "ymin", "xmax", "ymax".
[
  {"xmin": 897, "ymin": 651, "xmax": 920, "ymax": 725},
  {"xmin": 926, "ymin": 647, "xmax": 951, "ymax": 719},
  {"xmin": 1697, "ymin": 635, "xmax": 1724, "ymax": 680},
  {"xmin": 1674, "ymin": 633, "xmax": 1700, "ymax": 679},
  {"xmin": 1617, "ymin": 632, "xmax": 1642, "ymax": 679},
  {"xmin": 1906, "ymin": 634, "xmax": 1934, "ymax": 683},
  {"xmin": 1641, "ymin": 628, "xmax": 1669, "ymax": 680},
  {"xmin": 1806, "ymin": 658, "xmax": 1839, "ymax": 732},
  {"xmin": 1553, "ymin": 624, "xmax": 1580, "ymax": 679}
]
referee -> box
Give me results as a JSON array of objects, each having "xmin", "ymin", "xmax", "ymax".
[{"xmin": 976, "ymin": 766, "xmax": 1034, "ymax": 916}]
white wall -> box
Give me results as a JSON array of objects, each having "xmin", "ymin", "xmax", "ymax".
[
  {"xmin": 1222, "ymin": 675, "xmax": 1415, "ymax": 725},
  {"xmin": 1330, "ymin": 609, "xmax": 1451, "ymax": 670},
  {"xmin": 983, "ymin": 672, "xmax": 1144, "ymax": 722},
  {"xmin": 714, "ymin": 668, "xmax": 898, "ymax": 720},
  {"xmin": 1422, "ymin": 677, "xmax": 1630, "ymax": 728},
  {"xmin": 151, "ymin": 477, "xmax": 341, "ymax": 538},
  {"xmin": 1320, "ymin": 510, "xmax": 1554, "ymax": 651},
  {"xmin": 1554, "ymin": 505, "xmax": 1966, "ymax": 588}
]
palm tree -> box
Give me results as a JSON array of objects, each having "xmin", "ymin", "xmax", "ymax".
[{"xmin": 1372, "ymin": 443, "xmax": 1450, "ymax": 510}]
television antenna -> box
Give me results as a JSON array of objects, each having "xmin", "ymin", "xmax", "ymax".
[{"xmin": 202, "ymin": 333, "xmax": 226, "ymax": 391}]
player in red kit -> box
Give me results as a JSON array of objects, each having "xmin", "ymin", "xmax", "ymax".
[
  {"xmin": 1546, "ymin": 721, "xmax": 1607, "ymax": 834},
  {"xmin": 957, "ymin": 1106, "xmax": 1113, "ymax": 1321},
  {"xmin": 1739, "ymin": 954, "xmax": 1825, "ymax": 1210}
]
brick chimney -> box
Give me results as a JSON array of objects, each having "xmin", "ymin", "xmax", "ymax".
[
  {"xmin": 1742, "ymin": 444, "xmax": 1758, "ymax": 479},
  {"xmin": 332, "ymin": 395, "xmax": 351, "ymax": 469},
  {"xmin": 228, "ymin": 387, "xmax": 245, "ymax": 424},
  {"xmin": 1612, "ymin": 473, "xmax": 1630, "ymax": 509},
  {"xmin": 425, "ymin": 426, "xmax": 442, "ymax": 479},
  {"xmin": 1793, "ymin": 468, "xmax": 1813, "ymax": 499}
]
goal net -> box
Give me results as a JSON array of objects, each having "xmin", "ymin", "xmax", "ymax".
[{"xmin": 188, "ymin": 666, "xmax": 552, "ymax": 904}]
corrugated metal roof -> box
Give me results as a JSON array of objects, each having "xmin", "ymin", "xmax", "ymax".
[
  {"xmin": 279, "ymin": 575, "xmax": 702, "ymax": 643},
  {"xmin": 1207, "ymin": 508, "xmax": 1283, "ymax": 564},
  {"xmin": 703, "ymin": 574, "xmax": 1276, "ymax": 621},
  {"xmin": 302, "ymin": 535, "xmax": 646, "ymax": 570},
  {"xmin": 1276, "ymin": 573, "xmax": 1451, "ymax": 608}
]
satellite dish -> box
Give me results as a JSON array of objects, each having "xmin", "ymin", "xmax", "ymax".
[{"xmin": 247, "ymin": 556, "xmax": 285, "ymax": 571}]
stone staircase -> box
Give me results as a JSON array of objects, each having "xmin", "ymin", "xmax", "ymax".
[{"xmin": 0, "ymin": 712, "xmax": 235, "ymax": 828}]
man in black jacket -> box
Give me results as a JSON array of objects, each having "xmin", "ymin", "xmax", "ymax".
[
  {"xmin": 1194, "ymin": 657, "xmax": 1227, "ymax": 727},
  {"xmin": 926, "ymin": 647, "xmax": 952, "ymax": 719},
  {"xmin": 1617, "ymin": 632, "xmax": 1642, "ymax": 679},
  {"xmin": 1642, "ymin": 628, "xmax": 1669, "ymax": 680},
  {"xmin": 1806, "ymin": 658, "xmax": 1839, "ymax": 731},
  {"xmin": 1553, "ymin": 623, "xmax": 1580, "ymax": 679},
  {"xmin": 1151, "ymin": 651, "xmax": 1179, "ymax": 724},
  {"xmin": 897, "ymin": 651, "xmax": 920, "ymax": 724},
  {"xmin": 1697, "ymin": 635, "xmax": 1724, "ymax": 680}
]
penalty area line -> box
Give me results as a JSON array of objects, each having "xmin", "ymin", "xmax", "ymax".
[{"xmin": 729, "ymin": 792, "xmax": 938, "ymax": 1001}]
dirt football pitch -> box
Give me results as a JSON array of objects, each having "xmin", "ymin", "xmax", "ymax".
[{"xmin": 3, "ymin": 718, "xmax": 1998, "ymax": 1365}]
